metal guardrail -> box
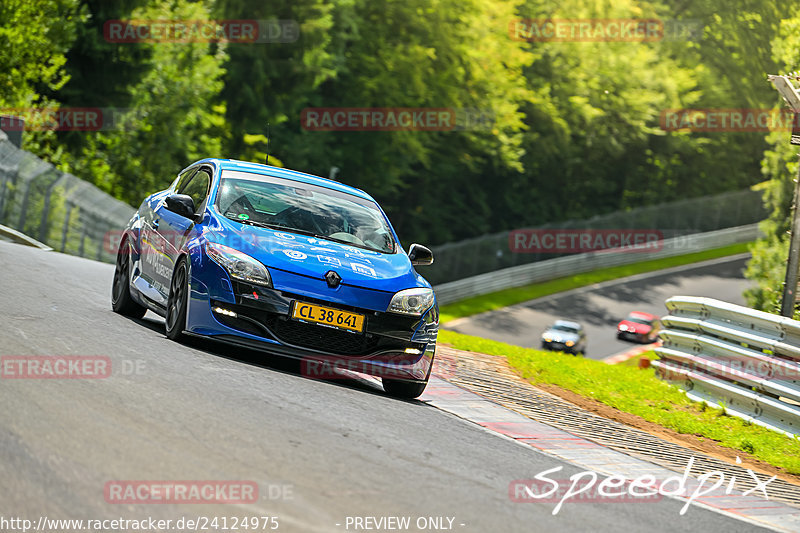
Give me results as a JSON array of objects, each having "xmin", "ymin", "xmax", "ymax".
[
  {"xmin": 654, "ymin": 296, "xmax": 800, "ymax": 437},
  {"xmin": 0, "ymin": 129, "xmax": 763, "ymax": 290},
  {"xmin": 0, "ymin": 130, "xmax": 135, "ymax": 263},
  {"xmin": 433, "ymin": 224, "xmax": 760, "ymax": 305},
  {"xmin": 427, "ymin": 188, "xmax": 767, "ymax": 285}
]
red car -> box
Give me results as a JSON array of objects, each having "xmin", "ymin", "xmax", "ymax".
[{"xmin": 617, "ymin": 311, "xmax": 660, "ymax": 343}]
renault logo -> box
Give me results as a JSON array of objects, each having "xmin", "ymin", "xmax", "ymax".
[{"xmin": 325, "ymin": 270, "xmax": 341, "ymax": 288}]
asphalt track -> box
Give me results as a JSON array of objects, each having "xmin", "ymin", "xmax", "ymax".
[
  {"xmin": 0, "ymin": 241, "xmax": 769, "ymax": 532},
  {"xmin": 445, "ymin": 254, "xmax": 754, "ymax": 360}
]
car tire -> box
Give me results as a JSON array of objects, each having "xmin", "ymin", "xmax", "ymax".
[
  {"xmin": 111, "ymin": 238, "xmax": 147, "ymax": 319},
  {"xmin": 165, "ymin": 257, "xmax": 189, "ymax": 341},
  {"xmin": 382, "ymin": 378, "xmax": 428, "ymax": 399}
]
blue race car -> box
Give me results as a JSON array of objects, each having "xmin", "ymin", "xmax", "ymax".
[{"xmin": 111, "ymin": 159, "xmax": 438, "ymax": 398}]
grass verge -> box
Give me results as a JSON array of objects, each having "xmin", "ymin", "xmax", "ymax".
[
  {"xmin": 439, "ymin": 242, "xmax": 751, "ymax": 323},
  {"xmin": 438, "ymin": 329, "xmax": 800, "ymax": 474}
]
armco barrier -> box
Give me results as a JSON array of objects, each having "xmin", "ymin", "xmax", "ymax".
[
  {"xmin": 428, "ymin": 188, "xmax": 767, "ymax": 285},
  {"xmin": 433, "ymin": 224, "xmax": 760, "ymax": 305},
  {"xmin": 653, "ymin": 296, "xmax": 800, "ymax": 437},
  {"xmin": 0, "ymin": 130, "xmax": 134, "ymax": 262},
  {"xmin": 0, "ymin": 128, "xmax": 762, "ymax": 279}
]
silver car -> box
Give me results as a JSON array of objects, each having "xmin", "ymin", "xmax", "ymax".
[{"xmin": 540, "ymin": 320, "xmax": 587, "ymax": 356}]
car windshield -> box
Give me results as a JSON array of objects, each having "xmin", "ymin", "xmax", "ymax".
[
  {"xmin": 551, "ymin": 324, "xmax": 578, "ymax": 333},
  {"xmin": 627, "ymin": 315, "xmax": 653, "ymax": 325},
  {"xmin": 215, "ymin": 170, "xmax": 396, "ymax": 253}
]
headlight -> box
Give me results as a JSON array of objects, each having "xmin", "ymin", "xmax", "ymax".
[
  {"xmin": 619, "ymin": 324, "xmax": 628, "ymax": 331},
  {"xmin": 387, "ymin": 287, "xmax": 434, "ymax": 316},
  {"xmin": 565, "ymin": 340, "xmax": 575, "ymax": 347},
  {"xmin": 543, "ymin": 337, "xmax": 552, "ymax": 343},
  {"xmin": 206, "ymin": 242, "xmax": 272, "ymax": 287}
]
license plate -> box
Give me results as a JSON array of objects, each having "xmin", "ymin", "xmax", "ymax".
[{"xmin": 291, "ymin": 301, "xmax": 365, "ymax": 333}]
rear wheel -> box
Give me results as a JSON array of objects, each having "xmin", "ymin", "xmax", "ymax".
[
  {"xmin": 111, "ymin": 238, "xmax": 147, "ymax": 319},
  {"xmin": 165, "ymin": 258, "xmax": 189, "ymax": 341},
  {"xmin": 382, "ymin": 378, "xmax": 428, "ymax": 399}
]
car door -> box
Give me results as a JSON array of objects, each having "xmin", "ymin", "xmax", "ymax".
[
  {"xmin": 144, "ymin": 166, "xmax": 212, "ymax": 304},
  {"xmin": 156, "ymin": 165, "xmax": 212, "ymax": 302},
  {"xmin": 139, "ymin": 166, "xmax": 198, "ymax": 302}
]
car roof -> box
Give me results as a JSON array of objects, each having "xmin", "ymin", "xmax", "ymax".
[
  {"xmin": 197, "ymin": 158, "xmax": 374, "ymax": 202},
  {"xmin": 552, "ymin": 319, "xmax": 582, "ymax": 329},
  {"xmin": 627, "ymin": 311, "xmax": 657, "ymax": 320}
]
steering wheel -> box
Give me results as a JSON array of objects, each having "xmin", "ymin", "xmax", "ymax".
[
  {"xmin": 228, "ymin": 194, "xmax": 256, "ymax": 214},
  {"xmin": 273, "ymin": 207, "xmax": 326, "ymax": 235}
]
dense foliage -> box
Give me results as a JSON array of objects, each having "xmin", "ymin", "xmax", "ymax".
[
  {"xmin": 744, "ymin": 14, "xmax": 800, "ymax": 314},
  {"xmin": 1, "ymin": 0, "xmax": 797, "ymax": 249}
]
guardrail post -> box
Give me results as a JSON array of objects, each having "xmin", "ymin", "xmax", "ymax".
[
  {"xmin": 16, "ymin": 167, "xmax": 49, "ymax": 230},
  {"xmin": 780, "ymin": 152, "xmax": 800, "ymax": 317},
  {"xmin": 38, "ymin": 172, "xmax": 66, "ymax": 243},
  {"xmin": 78, "ymin": 226, "xmax": 86, "ymax": 258},
  {"xmin": 768, "ymin": 74, "xmax": 800, "ymax": 317},
  {"xmin": 60, "ymin": 203, "xmax": 74, "ymax": 253}
]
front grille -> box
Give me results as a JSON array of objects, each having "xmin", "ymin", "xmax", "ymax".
[
  {"xmin": 265, "ymin": 316, "xmax": 382, "ymax": 355},
  {"xmin": 212, "ymin": 299, "xmax": 417, "ymax": 356}
]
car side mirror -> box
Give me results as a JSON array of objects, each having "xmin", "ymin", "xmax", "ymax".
[
  {"xmin": 165, "ymin": 194, "xmax": 196, "ymax": 220},
  {"xmin": 408, "ymin": 243, "xmax": 434, "ymax": 266}
]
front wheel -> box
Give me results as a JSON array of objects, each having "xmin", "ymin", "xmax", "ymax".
[
  {"xmin": 111, "ymin": 238, "xmax": 147, "ymax": 319},
  {"xmin": 382, "ymin": 378, "xmax": 428, "ymax": 399},
  {"xmin": 165, "ymin": 258, "xmax": 189, "ymax": 341}
]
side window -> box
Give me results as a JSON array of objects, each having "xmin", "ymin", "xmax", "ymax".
[
  {"xmin": 174, "ymin": 167, "xmax": 198, "ymax": 192},
  {"xmin": 178, "ymin": 168, "xmax": 212, "ymax": 212}
]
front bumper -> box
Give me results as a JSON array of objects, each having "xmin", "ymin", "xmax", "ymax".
[
  {"xmin": 617, "ymin": 330, "xmax": 648, "ymax": 342},
  {"xmin": 541, "ymin": 341, "xmax": 578, "ymax": 354},
  {"xmin": 185, "ymin": 258, "xmax": 438, "ymax": 382}
]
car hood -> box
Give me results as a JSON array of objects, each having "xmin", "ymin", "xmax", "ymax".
[
  {"xmin": 618, "ymin": 320, "xmax": 652, "ymax": 334},
  {"xmin": 541, "ymin": 329, "xmax": 580, "ymax": 343},
  {"xmin": 207, "ymin": 217, "xmax": 423, "ymax": 293}
]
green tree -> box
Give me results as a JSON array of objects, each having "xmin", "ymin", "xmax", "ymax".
[
  {"xmin": 67, "ymin": 0, "xmax": 230, "ymax": 203},
  {"xmin": 0, "ymin": 0, "xmax": 85, "ymax": 108},
  {"xmin": 744, "ymin": 15, "xmax": 800, "ymax": 314}
]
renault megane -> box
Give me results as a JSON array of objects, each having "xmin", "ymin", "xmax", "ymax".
[{"xmin": 111, "ymin": 159, "xmax": 438, "ymax": 398}]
